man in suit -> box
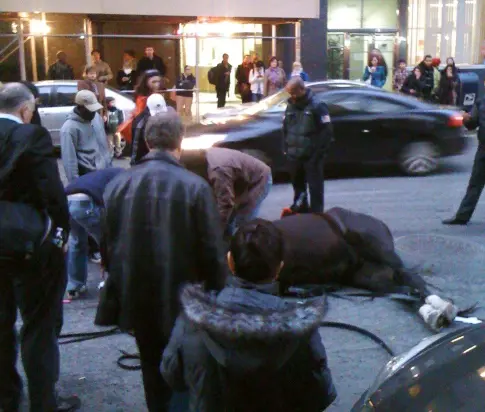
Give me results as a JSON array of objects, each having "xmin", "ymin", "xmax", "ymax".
[{"xmin": 0, "ymin": 83, "xmax": 80, "ymax": 411}]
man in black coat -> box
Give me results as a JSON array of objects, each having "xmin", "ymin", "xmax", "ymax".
[
  {"xmin": 161, "ymin": 219, "xmax": 336, "ymax": 412},
  {"xmin": 101, "ymin": 111, "xmax": 227, "ymax": 412},
  {"xmin": 136, "ymin": 46, "xmax": 167, "ymax": 78},
  {"xmin": 443, "ymin": 97, "xmax": 485, "ymax": 225},
  {"xmin": 0, "ymin": 84, "xmax": 78, "ymax": 411},
  {"xmin": 215, "ymin": 53, "xmax": 232, "ymax": 108},
  {"xmin": 283, "ymin": 77, "xmax": 334, "ymax": 213}
]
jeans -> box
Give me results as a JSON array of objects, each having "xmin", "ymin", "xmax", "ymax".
[
  {"xmin": 227, "ymin": 174, "xmax": 273, "ymax": 235},
  {"xmin": 67, "ymin": 195, "xmax": 102, "ymax": 291},
  {"xmin": 0, "ymin": 242, "xmax": 66, "ymax": 411},
  {"xmin": 252, "ymin": 93, "xmax": 263, "ymax": 103}
]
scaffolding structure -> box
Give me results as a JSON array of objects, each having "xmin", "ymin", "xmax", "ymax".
[{"xmin": 0, "ymin": 19, "xmax": 299, "ymax": 122}]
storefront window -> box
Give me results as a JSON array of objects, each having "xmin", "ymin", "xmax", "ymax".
[
  {"xmin": 328, "ymin": 0, "xmax": 361, "ymax": 29},
  {"xmin": 179, "ymin": 22, "xmax": 263, "ymax": 92},
  {"xmin": 407, "ymin": 0, "xmax": 482, "ymax": 64},
  {"xmin": 328, "ymin": 0, "xmax": 398, "ymax": 29},
  {"xmin": 363, "ymin": 0, "xmax": 398, "ymax": 28}
]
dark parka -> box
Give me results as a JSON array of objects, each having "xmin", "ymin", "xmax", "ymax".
[
  {"xmin": 161, "ymin": 281, "xmax": 337, "ymax": 412},
  {"xmin": 283, "ymin": 89, "xmax": 334, "ymax": 160},
  {"xmin": 96, "ymin": 151, "xmax": 227, "ymax": 336}
]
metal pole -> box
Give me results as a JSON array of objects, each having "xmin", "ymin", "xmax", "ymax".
[
  {"xmin": 195, "ymin": 34, "xmax": 200, "ymax": 124},
  {"xmin": 84, "ymin": 19, "xmax": 91, "ymax": 66},
  {"xmin": 295, "ymin": 22, "xmax": 301, "ymax": 62},
  {"xmin": 271, "ymin": 25, "xmax": 277, "ymax": 57},
  {"xmin": 42, "ymin": 13, "xmax": 49, "ymax": 78},
  {"xmin": 18, "ymin": 19, "xmax": 26, "ymax": 81},
  {"xmin": 30, "ymin": 36, "xmax": 38, "ymax": 81}
]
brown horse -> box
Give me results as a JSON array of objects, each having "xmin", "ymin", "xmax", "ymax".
[{"xmin": 273, "ymin": 207, "xmax": 459, "ymax": 331}]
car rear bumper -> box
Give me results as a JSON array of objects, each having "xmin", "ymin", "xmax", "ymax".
[{"xmin": 439, "ymin": 128, "xmax": 468, "ymax": 157}]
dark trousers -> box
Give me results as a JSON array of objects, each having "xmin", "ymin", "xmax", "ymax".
[
  {"xmin": 455, "ymin": 144, "xmax": 485, "ymax": 222},
  {"xmin": 289, "ymin": 156, "xmax": 325, "ymax": 213},
  {"xmin": 0, "ymin": 243, "xmax": 66, "ymax": 412},
  {"xmin": 133, "ymin": 322, "xmax": 172, "ymax": 412},
  {"xmin": 240, "ymin": 87, "xmax": 252, "ymax": 104},
  {"xmin": 216, "ymin": 88, "xmax": 227, "ymax": 108}
]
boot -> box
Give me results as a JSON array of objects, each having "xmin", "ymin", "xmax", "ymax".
[
  {"xmin": 419, "ymin": 304, "xmax": 447, "ymax": 332},
  {"xmin": 425, "ymin": 295, "xmax": 458, "ymax": 323},
  {"xmin": 442, "ymin": 217, "xmax": 468, "ymax": 226}
]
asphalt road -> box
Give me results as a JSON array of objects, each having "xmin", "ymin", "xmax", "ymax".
[{"xmin": 18, "ymin": 135, "xmax": 485, "ymax": 411}]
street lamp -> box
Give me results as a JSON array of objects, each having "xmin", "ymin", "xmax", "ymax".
[{"xmin": 29, "ymin": 19, "xmax": 51, "ymax": 35}]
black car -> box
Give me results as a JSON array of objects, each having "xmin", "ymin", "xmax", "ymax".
[
  {"xmin": 352, "ymin": 323, "xmax": 485, "ymax": 411},
  {"xmin": 181, "ymin": 81, "xmax": 467, "ymax": 176}
]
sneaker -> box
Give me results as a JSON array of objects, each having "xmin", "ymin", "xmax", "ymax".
[
  {"xmin": 55, "ymin": 395, "xmax": 81, "ymax": 411},
  {"xmin": 419, "ymin": 303, "xmax": 447, "ymax": 332},
  {"xmin": 425, "ymin": 295, "xmax": 458, "ymax": 323},
  {"xmin": 65, "ymin": 285, "xmax": 87, "ymax": 300},
  {"xmin": 89, "ymin": 252, "xmax": 102, "ymax": 264}
]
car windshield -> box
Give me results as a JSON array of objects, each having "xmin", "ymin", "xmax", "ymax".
[{"xmin": 242, "ymin": 90, "xmax": 291, "ymax": 115}]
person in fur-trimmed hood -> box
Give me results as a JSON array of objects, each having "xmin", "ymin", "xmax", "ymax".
[{"xmin": 161, "ymin": 219, "xmax": 337, "ymax": 412}]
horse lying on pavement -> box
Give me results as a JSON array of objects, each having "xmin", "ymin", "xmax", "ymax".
[{"xmin": 273, "ymin": 206, "xmax": 463, "ymax": 332}]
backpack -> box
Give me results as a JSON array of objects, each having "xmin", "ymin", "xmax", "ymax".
[
  {"xmin": 208, "ymin": 67, "xmax": 217, "ymax": 85},
  {"xmin": 107, "ymin": 110, "xmax": 120, "ymax": 134}
]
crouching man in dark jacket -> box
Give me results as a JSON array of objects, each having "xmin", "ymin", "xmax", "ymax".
[
  {"xmin": 283, "ymin": 77, "xmax": 333, "ymax": 213},
  {"xmin": 161, "ymin": 219, "xmax": 337, "ymax": 412}
]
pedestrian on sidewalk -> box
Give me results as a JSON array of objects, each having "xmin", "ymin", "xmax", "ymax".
[
  {"xmin": 235, "ymin": 55, "xmax": 253, "ymax": 103},
  {"xmin": 105, "ymin": 96, "xmax": 124, "ymax": 158},
  {"xmin": 47, "ymin": 51, "xmax": 75, "ymax": 80},
  {"xmin": 0, "ymin": 83, "xmax": 79, "ymax": 411},
  {"xmin": 214, "ymin": 54, "xmax": 232, "ymax": 108},
  {"xmin": 264, "ymin": 57, "xmax": 287, "ymax": 97},
  {"xmin": 117, "ymin": 49, "xmax": 137, "ymax": 91},
  {"xmin": 443, "ymin": 97, "xmax": 485, "ymax": 225},
  {"xmin": 290, "ymin": 61, "xmax": 310, "ymax": 82},
  {"xmin": 118, "ymin": 69, "xmax": 162, "ymax": 145},
  {"xmin": 99, "ymin": 112, "xmax": 227, "ymax": 412},
  {"xmin": 90, "ymin": 49, "xmax": 113, "ymax": 84},
  {"xmin": 161, "ymin": 219, "xmax": 337, "ymax": 412},
  {"xmin": 64, "ymin": 168, "xmax": 124, "ymax": 299},
  {"xmin": 60, "ymin": 90, "xmax": 113, "ymax": 294},
  {"xmin": 77, "ymin": 65, "xmax": 107, "ymax": 117},
  {"xmin": 283, "ymin": 77, "xmax": 333, "ymax": 213},
  {"xmin": 174, "ymin": 65, "xmax": 196, "ymax": 118},
  {"xmin": 393, "ymin": 59, "xmax": 408, "ymax": 92},
  {"xmin": 249, "ymin": 60, "xmax": 265, "ymax": 102},
  {"xmin": 131, "ymin": 93, "xmax": 175, "ymax": 166}
]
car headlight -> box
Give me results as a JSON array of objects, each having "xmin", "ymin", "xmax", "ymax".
[
  {"xmin": 365, "ymin": 333, "xmax": 446, "ymax": 398},
  {"xmin": 181, "ymin": 134, "xmax": 227, "ymax": 151}
]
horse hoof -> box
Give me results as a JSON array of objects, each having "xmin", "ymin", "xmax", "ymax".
[
  {"xmin": 419, "ymin": 303, "xmax": 446, "ymax": 332},
  {"xmin": 425, "ymin": 295, "xmax": 458, "ymax": 323}
]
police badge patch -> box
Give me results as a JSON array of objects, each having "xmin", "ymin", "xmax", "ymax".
[{"xmin": 321, "ymin": 115, "xmax": 331, "ymax": 123}]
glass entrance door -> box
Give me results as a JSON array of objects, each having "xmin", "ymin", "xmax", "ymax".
[
  {"xmin": 327, "ymin": 32, "xmax": 396, "ymax": 91},
  {"xmin": 348, "ymin": 34, "xmax": 373, "ymax": 82}
]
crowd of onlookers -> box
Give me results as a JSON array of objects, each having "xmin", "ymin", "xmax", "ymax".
[
  {"xmin": 210, "ymin": 53, "xmax": 309, "ymax": 107},
  {"xmin": 364, "ymin": 48, "xmax": 460, "ymax": 105}
]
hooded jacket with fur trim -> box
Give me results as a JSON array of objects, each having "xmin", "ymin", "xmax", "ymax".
[{"xmin": 161, "ymin": 281, "xmax": 337, "ymax": 412}]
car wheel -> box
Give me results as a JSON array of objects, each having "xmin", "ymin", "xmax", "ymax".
[
  {"xmin": 399, "ymin": 141, "xmax": 440, "ymax": 176},
  {"xmin": 241, "ymin": 149, "xmax": 272, "ymax": 167}
]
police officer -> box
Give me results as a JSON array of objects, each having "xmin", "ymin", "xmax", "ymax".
[
  {"xmin": 443, "ymin": 97, "xmax": 485, "ymax": 225},
  {"xmin": 283, "ymin": 77, "xmax": 333, "ymax": 213}
]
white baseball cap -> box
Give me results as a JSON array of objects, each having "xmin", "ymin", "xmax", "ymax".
[
  {"xmin": 147, "ymin": 93, "xmax": 168, "ymax": 116},
  {"xmin": 75, "ymin": 90, "xmax": 103, "ymax": 112}
]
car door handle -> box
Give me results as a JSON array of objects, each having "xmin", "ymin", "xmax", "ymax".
[{"xmin": 362, "ymin": 129, "xmax": 370, "ymax": 133}]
